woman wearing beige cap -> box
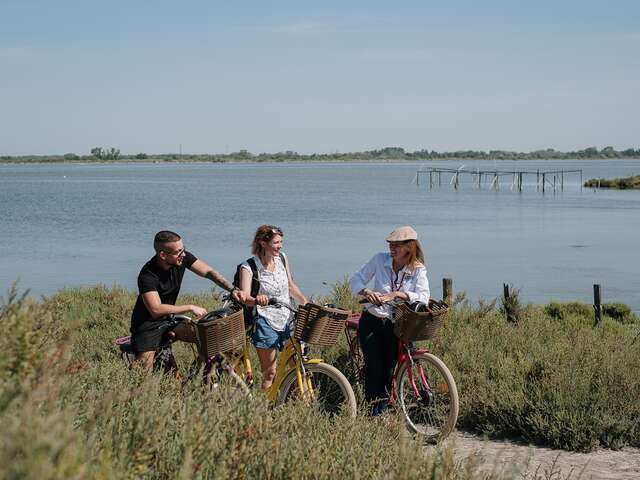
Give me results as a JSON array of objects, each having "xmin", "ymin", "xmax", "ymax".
[{"xmin": 349, "ymin": 226, "xmax": 430, "ymax": 416}]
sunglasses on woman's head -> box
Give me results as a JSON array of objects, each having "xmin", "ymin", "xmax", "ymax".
[{"xmin": 266, "ymin": 226, "xmax": 283, "ymax": 238}]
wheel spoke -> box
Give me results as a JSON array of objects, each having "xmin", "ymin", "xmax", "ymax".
[
  {"xmin": 276, "ymin": 363, "xmax": 357, "ymax": 417},
  {"xmin": 397, "ymin": 353, "xmax": 458, "ymax": 441}
]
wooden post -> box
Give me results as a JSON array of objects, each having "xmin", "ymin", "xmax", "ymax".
[
  {"xmin": 429, "ymin": 171, "xmax": 433, "ymax": 189},
  {"xmin": 442, "ymin": 278, "xmax": 453, "ymax": 306},
  {"xmin": 561, "ymin": 169, "xmax": 564, "ymax": 191},
  {"xmin": 542, "ymin": 173, "xmax": 546, "ymax": 193},
  {"xmin": 438, "ymin": 171, "xmax": 441, "ymax": 186},
  {"xmin": 594, "ymin": 284, "xmax": 602, "ymax": 326},
  {"xmin": 537, "ymin": 169, "xmax": 540, "ymax": 191},
  {"xmin": 503, "ymin": 283, "xmax": 515, "ymax": 322}
]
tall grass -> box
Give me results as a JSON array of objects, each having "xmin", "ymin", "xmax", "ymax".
[
  {"xmin": 2, "ymin": 282, "xmax": 638, "ymax": 478},
  {"xmin": 0, "ymin": 285, "xmax": 497, "ymax": 479}
]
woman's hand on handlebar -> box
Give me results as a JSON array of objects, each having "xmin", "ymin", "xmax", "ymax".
[
  {"xmin": 255, "ymin": 294, "xmax": 269, "ymax": 306},
  {"xmin": 381, "ymin": 291, "xmax": 408, "ymax": 302},
  {"xmin": 361, "ymin": 290, "xmax": 407, "ymax": 305},
  {"xmin": 362, "ymin": 289, "xmax": 384, "ymax": 306}
]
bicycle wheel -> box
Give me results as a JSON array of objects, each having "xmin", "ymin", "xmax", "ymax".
[
  {"xmin": 153, "ymin": 346, "xmax": 178, "ymax": 375},
  {"xmin": 276, "ymin": 362, "xmax": 357, "ymax": 418},
  {"xmin": 396, "ymin": 352, "xmax": 459, "ymax": 442}
]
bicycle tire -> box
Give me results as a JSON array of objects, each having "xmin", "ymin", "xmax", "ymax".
[
  {"xmin": 275, "ymin": 362, "xmax": 357, "ymax": 418},
  {"xmin": 153, "ymin": 346, "xmax": 177, "ymax": 375},
  {"xmin": 396, "ymin": 352, "xmax": 458, "ymax": 442}
]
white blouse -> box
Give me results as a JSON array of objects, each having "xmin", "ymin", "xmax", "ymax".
[
  {"xmin": 241, "ymin": 253, "xmax": 293, "ymax": 332},
  {"xmin": 350, "ymin": 252, "xmax": 430, "ymax": 319}
]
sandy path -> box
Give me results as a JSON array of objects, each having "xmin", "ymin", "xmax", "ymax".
[{"xmin": 431, "ymin": 431, "xmax": 640, "ymax": 479}]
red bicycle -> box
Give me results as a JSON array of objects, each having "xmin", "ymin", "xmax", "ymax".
[{"xmin": 345, "ymin": 299, "xmax": 459, "ymax": 442}]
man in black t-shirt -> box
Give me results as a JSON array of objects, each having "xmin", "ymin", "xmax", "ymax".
[{"xmin": 131, "ymin": 230, "xmax": 245, "ymax": 371}]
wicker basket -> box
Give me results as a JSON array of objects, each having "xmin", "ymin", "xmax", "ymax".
[
  {"xmin": 293, "ymin": 303, "xmax": 350, "ymax": 346},
  {"xmin": 195, "ymin": 308, "xmax": 246, "ymax": 358},
  {"xmin": 392, "ymin": 299, "xmax": 449, "ymax": 342}
]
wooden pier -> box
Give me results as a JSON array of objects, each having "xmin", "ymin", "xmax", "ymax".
[{"xmin": 415, "ymin": 167, "xmax": 583, "ymax": 193}]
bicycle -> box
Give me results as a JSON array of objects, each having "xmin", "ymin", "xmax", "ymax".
[
  {"xmin": 114, "ymin": 307, "xmax": 250, "ymax": 395},
  {"xmin": 115, "ymin": 297, "xmax": 357, "ymax": 416},
  {"xmin": 344, "ymin": 298, "xmax": 459, "ymax": 441},
  {"xmin": 233, "ymin": 298, "xmax": 358, "ymax": 417}
]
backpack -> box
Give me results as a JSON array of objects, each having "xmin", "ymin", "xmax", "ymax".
[{"xmin": 233, "ymin": 253, "xmax": 287, "ymax": 332}]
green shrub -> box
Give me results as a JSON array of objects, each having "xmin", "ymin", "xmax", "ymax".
[
  {"xmin": 436, "ymin": 304, "xmax": 640, "ymax": 451},
  {"xmin": 603, "ymin": 302, "xmax": 637, "ymax": 324},
  {"xmin": 544, "ymin": 301, "xmax": 592, "ymax": 321},
  {"xmin": 544, "ymin": 301, "xmax": 637, "ymax": 324}
]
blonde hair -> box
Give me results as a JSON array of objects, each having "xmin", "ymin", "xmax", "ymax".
[{"xmin": 405, "ymin": 239, "xmax": 426, "ymax": 268}]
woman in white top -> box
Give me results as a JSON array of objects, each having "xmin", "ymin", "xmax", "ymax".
[
  {"xmin": 239, "ymin": 225, "xmax": 308, "ymax": 390},
  {"xmin": 349, "ymin": 226, "xmax": 430, "ymax": 416}
]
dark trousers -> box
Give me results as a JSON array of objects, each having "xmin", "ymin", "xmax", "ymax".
[{"xmin": 358, "ymin": 310, "xmax": 399, "ymax": 410}]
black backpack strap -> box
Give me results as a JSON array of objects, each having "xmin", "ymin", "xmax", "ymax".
[{"xmin": 246, "ymin": 257, "xmax": 260, "ymax": 297}]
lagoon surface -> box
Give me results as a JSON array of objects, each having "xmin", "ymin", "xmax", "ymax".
[{"xmin": 1, "ymin": 159, "xmax": 639, "ymax": 311}]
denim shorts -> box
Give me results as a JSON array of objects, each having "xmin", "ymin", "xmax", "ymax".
[{"xmin": 252, "ymin": 316, "xmax": 293, "ymax": 350}]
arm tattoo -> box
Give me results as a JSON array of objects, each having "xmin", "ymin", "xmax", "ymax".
[{"xmin": 205, "ymin": 269, "xmax": 234, "ymax": 292}]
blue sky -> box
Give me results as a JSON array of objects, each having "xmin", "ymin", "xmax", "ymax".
[{"xmin": 1, "ymin": 0, "xmax": 638, "ymax": 155}]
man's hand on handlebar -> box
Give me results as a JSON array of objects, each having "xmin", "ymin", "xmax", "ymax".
[
  {"xmin": 189, "ymin": 305, "xmax": 207, "ymax": 317},
  {"xmin": 231, "ymin": 288, "xmax": 247, "ymax": 304}
]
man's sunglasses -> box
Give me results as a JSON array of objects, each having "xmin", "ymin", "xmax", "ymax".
[{"xmin": 163, "ymin": 247, "xmax": 186, "ymax": 257}]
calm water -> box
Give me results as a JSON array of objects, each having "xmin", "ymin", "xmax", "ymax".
[{"xmin": 1, "ymin": 159, "xmax": 639, "ymax": 311}]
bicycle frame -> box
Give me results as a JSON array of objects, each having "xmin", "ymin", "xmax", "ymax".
[
  {"xmin": 215, "ymin": 297, "xmax": 343, "ymax": 405},
  {"xmin": 344, "ymin": 315, "xmax": 431, "ymax": 404},
  {"xmin": 390, "ymin": 340, "xmax": 429, "ymax": 403},
  {"xmin": 265, "ymin": 338, "xmax": 322, "ymax": 402}
]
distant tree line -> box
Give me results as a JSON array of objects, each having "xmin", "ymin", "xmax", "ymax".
[{"xmin": 1, "ymin": 145, "xmax": 639, "ymax": 163}]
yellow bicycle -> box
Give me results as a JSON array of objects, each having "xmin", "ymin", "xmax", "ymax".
[{"xmin": 219, "ymin": 297, "xmax": 357, "ymax": 417}]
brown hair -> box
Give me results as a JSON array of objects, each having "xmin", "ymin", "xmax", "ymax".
[
  {"xmin": 251, "ymin": 225, "xmax": 284, "ymax": 256},
  {"xmin": 153, "ymin": 230, "xmax": 181, "ymax": 253}
]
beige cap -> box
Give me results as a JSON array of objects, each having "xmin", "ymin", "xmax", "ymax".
[{"xmin": 386, "ymin": 226, "xmax": 418, "ymax": 242}]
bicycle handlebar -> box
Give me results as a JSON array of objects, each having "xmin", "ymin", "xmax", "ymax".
[
  {"xmin": 267, "ymin": 298, "xmax": 298, "ymax": 313},
  {"xmin": 358, "ymin": 297, "xmax": 401, "ymax": 306}
]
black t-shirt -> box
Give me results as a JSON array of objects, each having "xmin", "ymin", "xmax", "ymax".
[{"xmin": 130, "ymin": 251, "xmax": 197, "ymax": 332}]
